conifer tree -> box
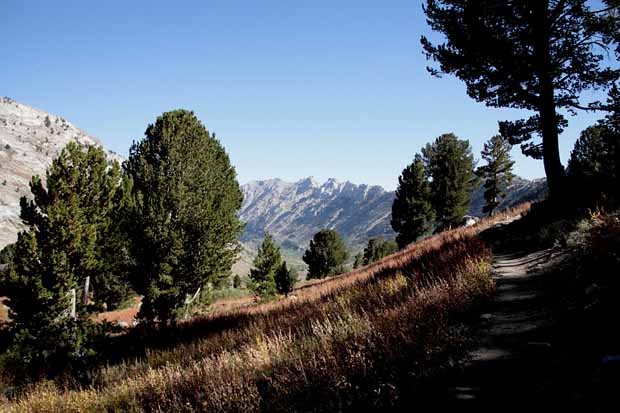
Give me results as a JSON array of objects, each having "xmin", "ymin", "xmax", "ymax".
[
  {"xmin": 362, "ymin": 237, "xmax": 398, "ymax": 265},
  {"xmin": 1, "ymin": 143, "xmax": 121, "ymax": 380},
  {"xmin": 421, "ymin": 0, "xmax": 620, "ymax": 200},
  {"xmin": 274, "ymin": 261, "xmax": 297, "ymax": 297},
  {"xmin": 391, "ymin": 154, "xmax": 434, "ymax": 248},
  {"xmin": 567, "ymin": 98, "xmax": 619, "ymax": 203},
  {"xmin": 303, "ymin": 229, "xmax": 349, "ymax": 279},
  {"xmin": 352, "ymin": 252, "xmax": 364, "ymax": 269},
  {"xmin": 422, "ymin": 133, "xmax": 476, "ymax": 232},
  {"xmin": 233, "ymin": 273, "xmax": 243, "ymax": 289},
  {"xmin": 476, "ymin": 135, "xmax": 515, "ymax": 216},
  {"xmin": 126, "ymin": 110, "xmax": 243, "ymax": 323},
  {"xmin": 249, "ymin": 234, "xmax": 281, "ymax": 299}
]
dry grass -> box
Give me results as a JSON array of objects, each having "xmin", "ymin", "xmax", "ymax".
[
  {"xmin": 0, "ymin": 298, "xmax": 7, "ymax": 323},
  {"xmin": 1, "ymin": 204, "xmax": 530, "ymax": 412}
]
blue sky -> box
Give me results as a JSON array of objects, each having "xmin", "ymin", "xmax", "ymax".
[{"xmin": 1, "ymin": 0, "xmax": 610, "ymax": 190}]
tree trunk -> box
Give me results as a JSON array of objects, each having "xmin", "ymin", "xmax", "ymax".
[
  {"xmin": 539, "ymin": 83, "xmax": 566, "ymax": 200},
  {"xmin": 535, "ymin": 0, "xmax": 566, "ymax": 201}
]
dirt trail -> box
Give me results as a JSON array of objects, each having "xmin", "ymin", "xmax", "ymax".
[{"xmin": 431, "ymin": 246, "xmax": 593, "ymax": 412}]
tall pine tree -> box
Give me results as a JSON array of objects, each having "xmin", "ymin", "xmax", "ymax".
[
  {"xmin": 476, "ymin": 135, "xmax": 515, "ymax": 216},
  {"xmin": 421, "ymin": 0, "xmax": 620, "ymax": 200},
  {"xmin": 422, "ymin": 133, "xmax": 476, "ymax": 232},
  {"xmin": 125, "ymin": 110, "xmax": 243, "ymax": 323},
  {"xmin": 391, "ymin": 154, "xmax": 434, "ymax": 248},
  {"xmin": 1, "ymin": 143, "xmax": 121, "ymax": 381}
]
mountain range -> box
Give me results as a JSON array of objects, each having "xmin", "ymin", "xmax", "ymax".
[
  {"xmin": 239, "ymin": 176, "xmax": 547, "ymax": 253},
  {"xmin": 0, "ymin": 98, "xmax": 547, "ymax": 275}
]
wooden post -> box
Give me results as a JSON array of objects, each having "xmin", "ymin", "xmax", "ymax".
[
  {"xmin": 69, "ymin": 288, "xmax": 76, "ymax": 320},
  {"xmin": 83, "ymin": 276, "xmax": 90, "ymax": 305}
]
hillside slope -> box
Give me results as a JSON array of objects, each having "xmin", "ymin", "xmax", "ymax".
[{"xmin": 0, "ymin": 97, "xmax": 122, "ymax": 248}]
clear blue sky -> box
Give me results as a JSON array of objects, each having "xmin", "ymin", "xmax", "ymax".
[{"xmin": 2, "ymin": 0, "xmax": 609, "ymax": 190}]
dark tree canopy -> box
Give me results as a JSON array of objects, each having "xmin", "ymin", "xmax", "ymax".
[
  {"xmin": 363, "ymin": 237, "xmax": 398, "ymax": 266},
  {"xmin": 391, "ymin": 154, "xmax": 434, "ymax": 249},
  {"xmin": 422, "ymin": 133, "xmax": 476, "ymax": 232},
  {"xmin": 476, "ymin": 135, "xmax": 515, "ymax": 216},
  {"xmin": 567, "ymin": 87, "xmax": 620, "ymax": 202},
  {"xmin": 568, "ymin": 125, "xmax": 613, "ymax": 179},
  {"xmin": 233, "ymin": 273, "xmax": 243, "ymax": 289},
  {"xmin": 303, "ymin": 229, "xmax": 349, "ymax": 279},
  {"xmin": 422, "ymin": 0, "xmax": 620, "ymax": 199},
  {"xmin": 274, "ymin": 262, "xmax": 297, "ymax": 297},
  {"xmin": 125, "ymin": 110, "xmax": 244, "ymax": 323},
  {"xmin": 352, "ymin": 252, "xmax": 364, "ymax": 269}
]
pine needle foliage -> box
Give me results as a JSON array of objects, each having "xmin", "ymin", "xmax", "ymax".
[
  {"xmin": 125, "ymin": 110, "xmax": 243, "ymax": 323},
  {"xmin": 0, "ymin": 143, "xmax": 122, "ymax": 382},
  {"xmin": 249, "ymin": 234, "xmax": 281, "ymax": 299},
  {"xmin": 422, "ymin": 133, "xmax": 476, "ymax": 232},
  {"xmin": 362, "ymin": 237, "xmax": 398, "ymax": 265},
  {"xmin": 274, "ymin": 262, "xmax": 297, "ymax": 297},
  {"xmin": 303, "ymin": 229, "xmax": 349, "ymax": 279},
  {"xmin": 391, "ymin": 154, "xmax": 434, "ymax": 248},
  {"xmin": 476, "ymin": 135, "xmax": 515, "ymax": 216}
]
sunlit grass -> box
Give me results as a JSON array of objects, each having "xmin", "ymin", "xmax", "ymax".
[{"xmin": 2, "ymin": 204, "xmax": 530, "ymax": 412}]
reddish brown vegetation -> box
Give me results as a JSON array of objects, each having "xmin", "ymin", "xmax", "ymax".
[{"xmin": 2, "ymin": 204, "xmax": 530, "ymax": 412}]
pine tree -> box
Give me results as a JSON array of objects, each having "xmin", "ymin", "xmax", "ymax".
[
  {"xmin": 249, "ymin": 234, "xmax": 281, "ymax": 299},
  {"xmin": 421, "ymin": 1, "xmax": 620, "ymax": 200},
  {"xmin": 352, "ymin": 252, "xmax": 364, "ymax": 269},
  {"xmin": 96, "ymin": 174, "xmax": 135, "ymax": 310},
  {"xmin": 568, "ymin": 126, "xmax": 611, "ymax": 181},
  {"xmin": 422, "ymin": 133, "xmax": 476, "ymax": 232},
  {"xmin": 391, "ymin": 154, "xmax": 434, "ymax": 248},
  {"xmin": 604, "ymin": 84, "xmax": 620, "ymax": 199},
  {"xmin": 274, "ymin": 262, "xmax": 297, "ymax": 297},
  {"xmin": 303, "ymin": 229, "xmax": 349, "ymax": 279},
  {"xmin": 233, "ymin": 273, "xmax": 243, "ymax": 289},
  {"xmin": 1, "ymin": 143, "xmax": 121, "ymax": 380},
  {"xmin": 567, "ymin": 123, "xmax": 618, "ymax": 203},
  {"xmin": 0, "ymin": 243, "xmax": 14, "ymax": 266},
  {"xmin": 362, "ymin": 237, "xmax": 398, "ymax": 265},
  {"xmin": 476, "ymin": 135, "xmax": 515, "ymax": 216},
  {"xmin": 125, "ymin": 110, "xmax": 244, "ymax": 323}
]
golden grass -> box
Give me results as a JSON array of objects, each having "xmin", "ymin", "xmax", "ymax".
[
  {"xmin": 0, "ymin": 299, "xmax": 7, "ymax": 324},
  {"xmin": 1, "ymin": 203, "xmax": 530, "ymax": 412}
]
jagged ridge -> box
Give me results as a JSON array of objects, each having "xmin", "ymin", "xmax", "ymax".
[{"xmin": 240, "ymin": 176, "xmax": 547, "ymax": 252}]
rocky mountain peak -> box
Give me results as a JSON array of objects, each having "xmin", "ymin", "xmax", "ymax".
[{"xmin": 0, "ymin": 97, "xmax": 123, "ymax": 248}]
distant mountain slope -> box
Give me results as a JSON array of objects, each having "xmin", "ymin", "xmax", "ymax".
[
  {"xmin": 469, "ymin": 177, "xmax": 547, "ymax": 217},
  {"xmin": 240, "ymin": 178, "xmax": 394, "ymax": 250},
  {"xmin": 0, "ymin": 97, "xmax": 123, "ymax": 248},
  {"xmin": 239, "ymin": 176, "xmax": 547, "ymax": 254}
]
